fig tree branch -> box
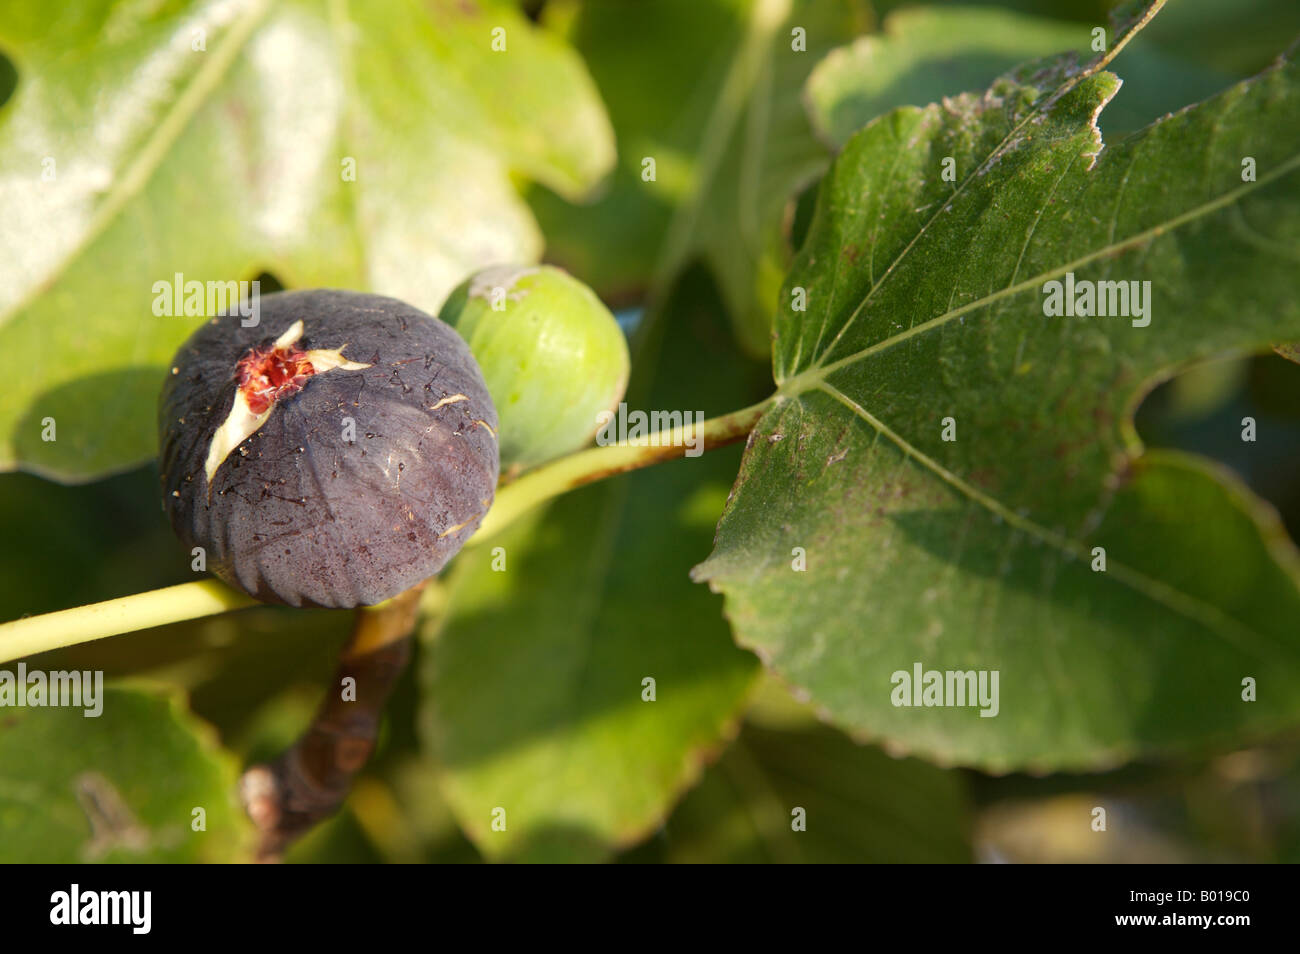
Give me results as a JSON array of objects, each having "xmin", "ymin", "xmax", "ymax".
[
  {"xmin": 0, "ymin": 397, "xmax": 774, "ymax": 663},
  {"xmin": 0, "ymin": 580, "xmax": 258, "ymax": 664},
  {"xmin": 467, "ymin": 397, "xmax": 771, "ymax": 545}
]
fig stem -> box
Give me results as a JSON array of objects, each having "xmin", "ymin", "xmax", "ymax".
[
  {"xmin": 0, "ymin": 399, "xmax": 773, "ymax": 662},
  {"xmin": 239, "ymin": 583, "xmax": 426, "ymax": 861},
  {"xmin": 0, "ymin": 580, "xmax": 258, "ymax": 665},
  {"xmin": 469, "ymin": 397, "xmax": 772, "ymax": 546}
]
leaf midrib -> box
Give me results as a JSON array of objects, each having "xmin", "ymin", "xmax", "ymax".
[
  {"xmin": 789, "ymin": 2, "xmax": 1162, "ymax": 381},
  {"xmin": 777, "ymin": 149, "xmax": 1300, "ymax": 396},
  {"xmin": 648, "ymin": 0, "xmax": 789, "ymax": 298},
  {"xmin": 814, "ymin": 380, "xmax": 1296, "ymax": 666}
]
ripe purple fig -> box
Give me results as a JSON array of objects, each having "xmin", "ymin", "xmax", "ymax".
[{"xmin": 159, "ymin": 289, "xmax": 499, "ymax": 608}]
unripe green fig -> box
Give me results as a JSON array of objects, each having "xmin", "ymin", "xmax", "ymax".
[{"xmin": 440, "ymin": 265, "xmax": 630, "ymax": 474}]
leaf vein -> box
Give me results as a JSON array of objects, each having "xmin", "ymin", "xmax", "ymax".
[{"xmin": 814, "ymin": 380, "xmax": 1289, "ymax": 664}]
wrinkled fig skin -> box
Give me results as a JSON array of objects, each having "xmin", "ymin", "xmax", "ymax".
[{"xmin": 159, "ymin": 290, "xmax": 499, "ymax": 609}]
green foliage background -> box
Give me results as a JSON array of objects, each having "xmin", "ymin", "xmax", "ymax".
[{"xmin": 2, "ymin": 0, "xmax": 1300, "ymax": 862}]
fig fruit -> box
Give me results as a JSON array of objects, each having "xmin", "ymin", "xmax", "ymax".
[
  {"xmin": 159, "ymin": 289, "xmax": 499, "ymax": 608},
  {"xmin": 439, "ymin": 265, "xmax": 629, "ymax": 473}
]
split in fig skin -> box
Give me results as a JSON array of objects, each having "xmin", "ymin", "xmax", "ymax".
[
  {"xmin": 159, "ymin": 289, "xmax": 500, "ymax": 609},
  {"xmin": 204, "ymin": 319, "xmax": 371, "ymax": 488}
]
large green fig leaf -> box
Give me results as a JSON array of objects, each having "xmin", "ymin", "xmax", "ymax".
[
  {"xmin": 532, "ymin": 0, "xmax": 868, "ymax": 355},
  {"xmin": 419, "ymin": 274, "xmax": 768, "ymax": 862},
  {"xmin": 694, "ymin": 2, "xmax": 1300, "ymax": 771},
  {"xmin": 627, "ymin": 682, "xmax": 971, "ymax": 863},
  {"xmin": 804, "ymin": 4, "xmax": 1230, "ymax": 147},
  {"xmin": 0, "ymin": 686, "xmax": 249, "ymax": 862},
  {"xmin": 0, "ymin": 0, "xmax": 612, "ymax": 481},
  {"xmin": 806, "ymin": 5, "xmax": 1092, "ymax": 148}
]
